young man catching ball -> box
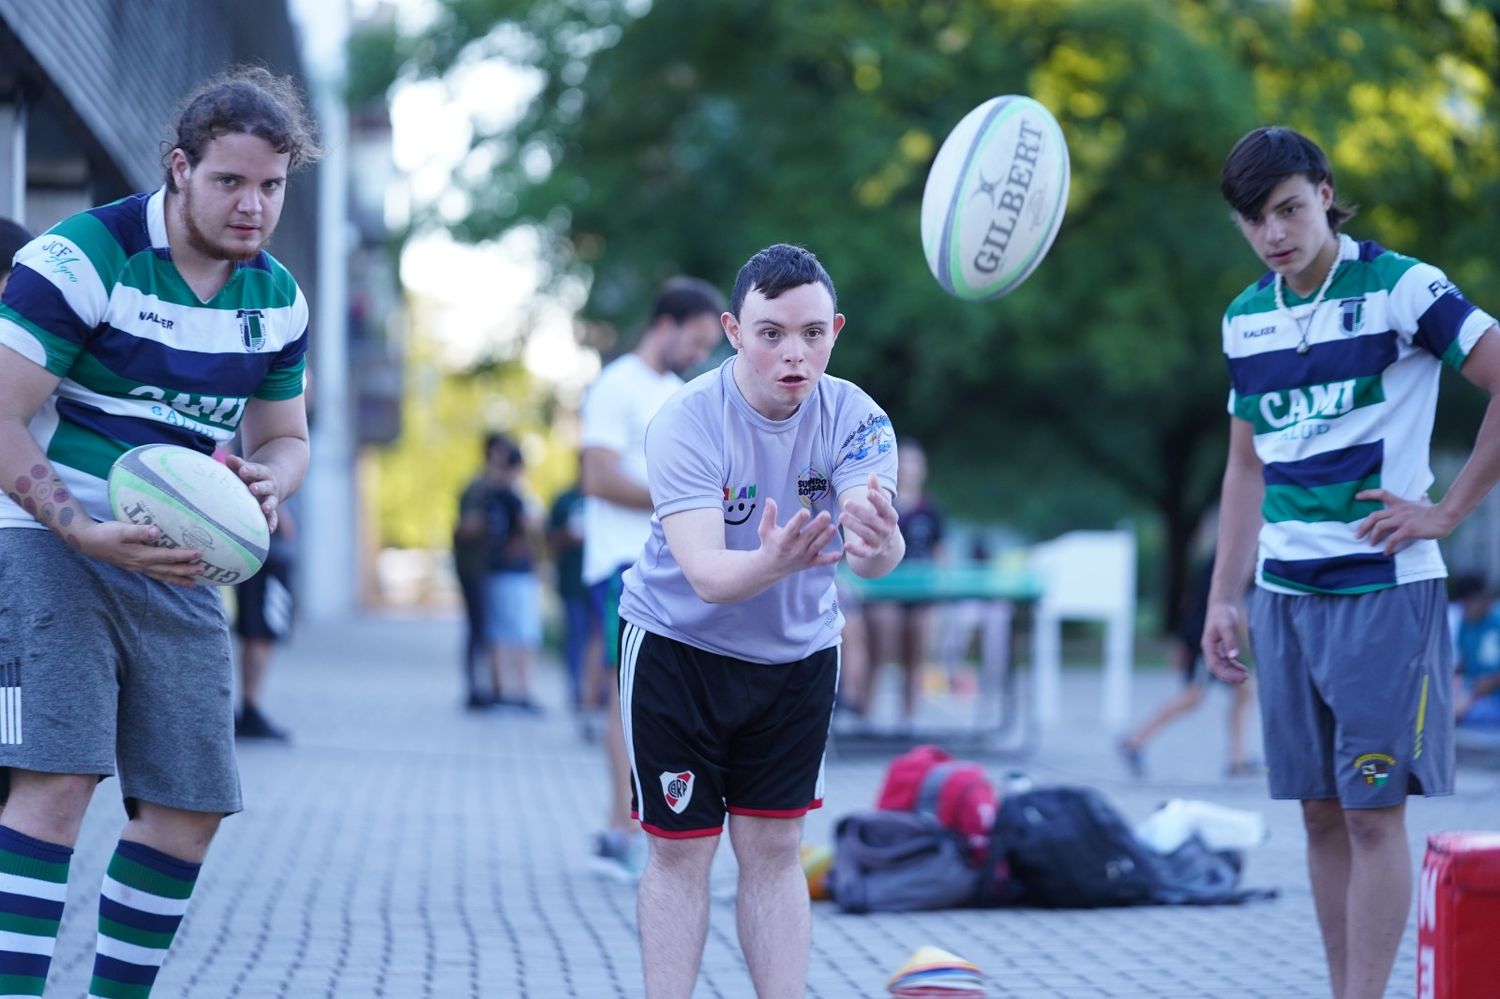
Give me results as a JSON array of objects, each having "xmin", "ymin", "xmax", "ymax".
[{"xmin": 617, "ymin": 243, "xmax": 905, "ymax": 997}]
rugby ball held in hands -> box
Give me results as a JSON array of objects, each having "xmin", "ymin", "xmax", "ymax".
[
  {"xmin": 108, "ymin": 444, "xmax": 270, "ymax": 585},
  {"xmin": 921, "ymin": 94, "xmax": 1070, "ymax": 301}
]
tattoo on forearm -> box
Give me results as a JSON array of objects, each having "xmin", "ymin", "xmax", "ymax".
[{"xmin": 11, "ymin": 463, "xmax": 86, "ymax": 548}]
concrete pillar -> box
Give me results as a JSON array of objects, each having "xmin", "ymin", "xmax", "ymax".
[
  {"xmin": 299, "ymin": 1, "xmax": 357, "ymax": 621},
  {"xmin": 0, "ymin": 97, "xmax": 26, "ymax": 224}
]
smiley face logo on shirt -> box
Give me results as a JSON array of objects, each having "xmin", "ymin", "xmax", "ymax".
[{"xmin": 723, "ymin": 483, "xmax": 757, "ymax": 525}]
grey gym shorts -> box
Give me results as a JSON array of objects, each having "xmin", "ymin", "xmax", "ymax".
[
  {"xmin": 1248, "ymin": 578, "xmax": 1454, "ymax": 808},
  {"xmin": 0, "ymin": 528, "xmax": 243, "ymax": 815}
]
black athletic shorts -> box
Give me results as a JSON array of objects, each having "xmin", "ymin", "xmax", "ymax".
[
  {"xmin": 619, "ymin": 619, "xmax": 839, "ymax": 838},
  {"xmin": 234, "ymin": 549, "xmax": 294, "ymax": 642}
]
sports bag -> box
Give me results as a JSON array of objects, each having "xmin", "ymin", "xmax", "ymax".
[
  {"xmin": 990, "ymin": 786, "xmax": 1163, "ymax": 907},
  {"xmin": 827, "ymin": 810, "xmax": 981, "ymax": 913},
  {"xmin": 989, "ymin": 786, "xmax": 1274, "ymax": 908},
  {"xmin": 876, "ymin": 744, "xmax": 998, "ymax": 863}
]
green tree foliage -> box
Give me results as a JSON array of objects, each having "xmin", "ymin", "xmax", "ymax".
[
  {"xmin": 371, "ymin": 294, "xmax": 577, "ymax": 550},
  {"xmin": 371, "ymin": 0, "xmax": 1500, "ymax": 626}
]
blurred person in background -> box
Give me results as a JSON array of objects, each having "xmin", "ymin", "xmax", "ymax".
[
  {"xmin": 1450, "ymin": 573, "xmax": 1500, "ymax": 729},
  {"xmin": 457, "ymin": 433, "xmax": 541, "ymax": 711},
  {"xmin": 233, "ymin": 490, "xmax": 299, "ymax": 741},
  {"xmin": 0, "ymin": 67, "xmax": 315, "ymax": 997},
  {"xmin": 579, "ymin": 276, "xmax": 725, "ymax": 879},
  {"xmin": 0, "ymin": 217, "xmax": 33, "ymax": 295},
  {"xmin": 233, "ymin": 368, "xmax": 314, "ymax": 742},
  {"xmin": 1118, "ymin": 551, "xmax": 1259, "ymax": 778},
  {"xmin": 453, "ymin": 468, "xmax": 491, "ymax": 709},
  {"xmin": 856, "ymin": 438, "xmax": 944, "ymax": 727},
  {"xmin": 547, "ymin": 473, "xmax": 599, "ymax": 730}
]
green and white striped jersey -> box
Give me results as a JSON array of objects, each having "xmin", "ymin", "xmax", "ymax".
[
  {"xmin": 0, "ymin": 187, "xmax": 308, "ymax": 530},
  {"xmin": 1222, "ymin": 233, "xmax": 1495, "ymax": 595}
]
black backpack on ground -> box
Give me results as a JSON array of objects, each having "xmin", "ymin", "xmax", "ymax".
[
  {"xmin": 987, "ymin": 786, "xmax": 1274, "ymax": 908},
  {"xmin": 827, "ymin": 809, "xmax": 982, "ymax": 913}
]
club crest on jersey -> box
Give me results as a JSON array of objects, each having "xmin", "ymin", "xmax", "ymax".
[
  {"xmin": 238, "ymin": 308, "xmax": 266, "ymax": 351},
  {"xmin": 797, "ymin": 464, "xmax": 829, "ymax": 507},
  {"xmin": 1354, "ymin": 752, "xmax": 1396, "ymax": 787},
  {"xmin": 659, "ymin": 770, "xmax": 696, "ymax": 814},
  {"xmin": 1340, "ymin": 298, "xmax": 1365, "ymax": 335}
]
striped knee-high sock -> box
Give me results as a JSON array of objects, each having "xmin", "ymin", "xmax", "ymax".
[
  {"xmin": 0, "ymin": 825, "xmax": 71, "ymax": 998},
  {"xmin": 89, "ymin": 841, "xmax": 199, "ymax": 999}
]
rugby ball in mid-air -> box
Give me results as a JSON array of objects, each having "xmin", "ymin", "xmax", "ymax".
[
  {"xmin": 108, "ymin": 444, "xmax": 270, "ymax": 586},
  {"xmin": 921, "ymin": 94, "xmax": 1070, "ymax": 301}
]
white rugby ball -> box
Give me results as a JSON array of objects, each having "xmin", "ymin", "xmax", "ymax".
[
  {"xmin": 108, "ymin": 444, "xmax": 270, "ymax": 586},
  {"xmin": 921, "ymin": 94, "xmax": 1070, "ymax": 301}
]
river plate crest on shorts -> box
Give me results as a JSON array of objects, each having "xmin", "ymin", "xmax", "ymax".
[{"xmin": 660, "ymin": 770, "xmax": 696, "ymax": 814}]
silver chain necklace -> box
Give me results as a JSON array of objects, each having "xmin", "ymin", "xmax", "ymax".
[{"xmin": 1274, "ymin": 239, "xmax": 1342, "ymax": 354}]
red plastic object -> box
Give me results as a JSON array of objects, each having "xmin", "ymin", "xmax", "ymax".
[{"xmin": 1418, "ymin": 832, "xmax": 1500, "ymax": 999}]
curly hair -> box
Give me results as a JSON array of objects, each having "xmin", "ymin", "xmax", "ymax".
[{"xmin": 162, "ymin": 65, "xmax": 322, "ymax": 190}]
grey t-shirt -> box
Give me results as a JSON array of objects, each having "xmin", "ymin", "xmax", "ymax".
[{"xmin": 619, "ymin": 357, "xmax": 898, "ymax": 664}]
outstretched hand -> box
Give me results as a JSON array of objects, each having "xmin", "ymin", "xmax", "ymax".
[
  {"xmin": 757, "ymin": 497, "xmax": 841, "ymax": 575},
  {"xmin": 839, "ymin": 473, "xmax": 899, "ymax": 559},
  {"xmin": 1353, "ymin": 489, "xmax": 1455, "ymax": 555},
  {"xmin": 227, "ymin": 453, "xmax": 284, "ymax": 533}
]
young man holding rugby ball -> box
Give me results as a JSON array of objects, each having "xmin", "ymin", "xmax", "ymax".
[{"xmin": 0, "ymin": 68, "xmax": 314, "ymax": 996}]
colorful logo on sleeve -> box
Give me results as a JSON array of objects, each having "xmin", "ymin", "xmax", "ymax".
[
  {"xmin": 1354, "ymin": 752, "xmax": 1397, "ymax": 787},
  {"xmin": 797, "ymin": 464, "xmax": 829, "ymax": 507},
  {"xmin": 723, "ymin": 483, "xmax": 757, "ymax": 525},
  {"xmin": 838, "ymin": 413, "xmax": 895, "ymax": 464}
]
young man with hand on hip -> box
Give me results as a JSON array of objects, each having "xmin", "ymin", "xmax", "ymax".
[{"xmin": 1203, "ymin": 126, "xmax": 1500, "ymax": 999}]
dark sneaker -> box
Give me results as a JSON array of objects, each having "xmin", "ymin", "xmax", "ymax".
[{"xmin": 235, "ymin": 704, "xmax": 289, "ymax": 741}]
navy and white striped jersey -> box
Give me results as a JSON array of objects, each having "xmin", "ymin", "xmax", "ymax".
[
  {"xmin": 0, "ymin": 187, "xmax": 308, "ymax": 530},
  {"xmin": 1222, "ymin": 233, "xmax": 1496, "ymax": 595}
]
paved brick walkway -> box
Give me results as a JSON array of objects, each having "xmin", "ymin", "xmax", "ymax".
[{"xmin": 43, "ymin": 613, "xmax": 1500, "ymax": 997}]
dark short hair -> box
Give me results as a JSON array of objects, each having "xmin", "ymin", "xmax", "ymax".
[
  {"xmin": 162, "ymin": 66, "xmax": 322, "ymax": 192},
  {"xmin": 650, "ymin": 276, "xmax": 725, "ymax": 324},
  {"xmin": 484, "ymin": 432, "xmax": 522, "ymax": 466},
  {"xmin": 729, "ymin": 244, "xmax": 838, "ymax": 317},
  {"xmin": 1220, "ymin": 126, "xmax": 1356, "ymax": 230},
  {"xmin": 0, "ymin": 217, "xmax": 33, "ymax": 276}
]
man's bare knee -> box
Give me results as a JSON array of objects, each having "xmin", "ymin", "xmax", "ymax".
[
  {"xmin": 1301, "ymin": 799, "xmax": 1346, "ymax": 839},
  {"xmin": 647, "ymin": 833, "xmax": 719, "ymax": 875},
  {"xmin": 1342, "ymin": 804, "xmax": 1405, "ymax": 851},
  {"xmin": 127, "ymin": 801, "xmax": 224, "ymax": 863},
  {"xmin": 0, "ymin": 770, "xmax": 98, "ymax": 845},
  {"xmin": 728, "ymin": 816, "xmax": 802, "ymax": 870}
]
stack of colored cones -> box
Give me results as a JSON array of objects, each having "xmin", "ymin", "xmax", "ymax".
[{"xmin": 886, "ymin": 945, "xmax": 986, "ymax": 997}]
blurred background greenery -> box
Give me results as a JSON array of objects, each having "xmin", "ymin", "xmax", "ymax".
[{"xmin": 352, "ymin": 0, "xmax": 1500, "ymax": 628}]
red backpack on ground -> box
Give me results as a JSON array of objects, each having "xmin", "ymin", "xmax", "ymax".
[{"xmin": 876, "ymin": 744, "xmax": 998, "ymax": 865}]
